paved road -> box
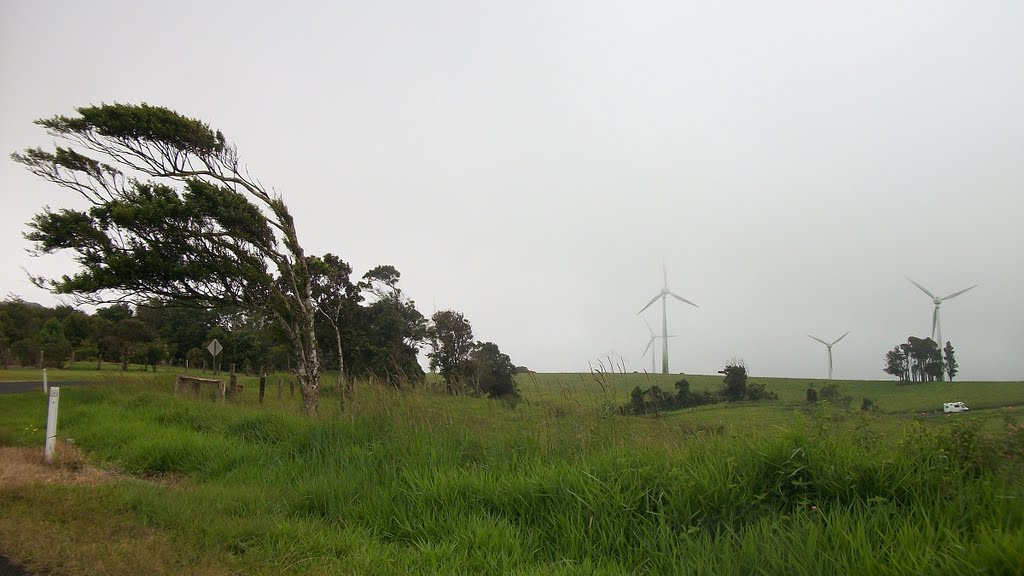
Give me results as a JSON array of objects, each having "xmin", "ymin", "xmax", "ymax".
[{"xmin": 0, "ymin": 381, "xmax": 89, "ymax": 394}]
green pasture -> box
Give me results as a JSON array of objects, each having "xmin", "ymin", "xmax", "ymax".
[
  {"xmin": 1, "ymin": 369, "xmax": 1022, "ymax": 575},
  {"xmin": 518, "ymin": 371, "xmax": 1024, "ymax": 413}
]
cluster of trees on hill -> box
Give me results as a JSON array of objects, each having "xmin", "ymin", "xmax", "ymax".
[
  {"xmin": 0, "ymin": 281, "xmax": 423, "ymax": 381},
  {"xmin": 11, "ymin": 103, "xmax": 518, "ymax": 414},
  {"xmin": 883, "ymin": 337, "xmax": 958, "ymax": 382},
  {"xmin": 0, "ymin": 289, "xmax": 520, "ymax": 402},
  {"xmin": 626, "ymin": 362, "xmax": 776, "ymax": 415},
  {"xmin": 0, "ymin": 297, "xmax": 202, "ymax": 371},
  {"xmin": 427, "ymin": 310, "xmax": 518, "ymax": 399}
]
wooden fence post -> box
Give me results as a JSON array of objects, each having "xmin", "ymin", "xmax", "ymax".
[{"xmin": 259, "ymin": 373, "xmax": 266, "ymax": 404}]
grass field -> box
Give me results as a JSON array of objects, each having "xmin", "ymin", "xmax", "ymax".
[{"xmin": 1, "ymin": 369, "xmax": 1022, "ymax": 575}]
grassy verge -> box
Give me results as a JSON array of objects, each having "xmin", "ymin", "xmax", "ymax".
[
  {"xmin": 1, "ymin": 374, "xmax": 1022, "ymax": 574},
  {"xmin": 0, "ymin": 483, "xmax": 238, "ymax": 575}
]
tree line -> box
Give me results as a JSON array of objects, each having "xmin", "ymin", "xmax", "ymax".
[
  {"xmin": 0, "ymin": 290, "xmax": 518, "ymax": 399},
  {"xmin": 626, "ymin": 362, "xmax": 777, "ymax": 415},
  {"xmin": 12, "ymin": 103, "xmax": 520, "ymax": 413}
]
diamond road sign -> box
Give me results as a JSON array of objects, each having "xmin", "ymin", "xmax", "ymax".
[{"xmin": 207, "ymin": 339, "xmax": 223, "ymax": 358}]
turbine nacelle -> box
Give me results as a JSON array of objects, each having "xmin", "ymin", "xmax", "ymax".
[{"xmin": 907, "ymin": 277, "xmax": 977, "ymax": 347}]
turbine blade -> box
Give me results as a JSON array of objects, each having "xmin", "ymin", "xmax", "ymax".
[
  {"xmin": 662, "ymin": 258, "xmax": 668, "ymax": 289},
  {"xmin": 941, "ymin": 284, "xmax": 977, "ymax": 301},
  {"xmin": 807, "ymin": 335, "xmax": 829, "ymax": 346},
  {"xmin": 831, "ymin": 331, "xmax": 851, "ymax": 346},
  {"xmin": 638, "ymin": 293, "xmax": 661, "ymax": 314},
  {"xmin": 642, "ymin": 338, "xmax": 654, "ymax": 358},
  {"xmin": 642, "ymin": 317, "xmax": 655, "ymax": 337},
  {"xmin": 906, "ymin": 277, "xmax": 935, "ymax": 299},
  {"xmin": 668, "ymin": 292, "xmax": 698, "ymax": 307}
]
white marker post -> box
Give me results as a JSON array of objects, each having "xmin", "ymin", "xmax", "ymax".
[
  {"xmin": 44, "ymin": 387, "xmax": 60, "ymax": 463},
  {"xmin": 42, "ymin": 368, "xmax": 48, "ymax": 393}
]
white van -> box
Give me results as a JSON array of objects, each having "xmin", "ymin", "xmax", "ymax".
[{"xmin": 943, "ymin": 402, "xmax": 969, "ymax": 414}]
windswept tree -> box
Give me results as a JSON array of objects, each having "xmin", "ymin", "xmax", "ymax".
[
  {"xmin": 883, "ymin": 346, "xmax": 908, "ymax": 382},
  {"xmin": 943, "ymin": 341, "xmax": 958, "ymax": 382},
  {"xmin": 308, "ymin": 253, "xmax": 360, "ymax": 390},
  {"xmin": 428, "ymin": 310, "xmax": 474, "ymax": 394},
  {"xmin": 13, "ymin": 103, "xmax": 324, "ymax": 413},
  {"xmin": 350, "ymin": 266, "xmax": 427, "ymax": 385},
  {"xmin": 360, "ymin": 265, "xmax": 403, "ymax": 302}
]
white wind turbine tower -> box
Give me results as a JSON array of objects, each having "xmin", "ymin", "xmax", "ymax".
[
  {"xmin": 807, "ymin": 331, "xmax": 850, "ymax": 380},
  {"xmin": 641, "ymin": 318, "xmax": 677, "ymax": 374},
  {"xmin": 906, "ymin": 278, "xmax": 977, "ymax": 354},
  {"xmin": 638, "ymin": 262, "xmax": 697, "ymax": 374}
]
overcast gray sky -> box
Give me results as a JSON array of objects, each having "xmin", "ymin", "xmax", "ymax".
[{"xmin": 2, "ymin": 1, "xmax": 1022, "ymax": 380}]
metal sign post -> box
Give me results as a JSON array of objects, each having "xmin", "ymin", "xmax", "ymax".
[{"xmin": 207, "ymin": 339, "xmax": 223, "ymax": 375}]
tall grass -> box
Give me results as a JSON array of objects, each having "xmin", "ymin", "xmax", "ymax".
[{"xmin": 2, "ymin": 375, "xmax": 1020, "ymax": 575}]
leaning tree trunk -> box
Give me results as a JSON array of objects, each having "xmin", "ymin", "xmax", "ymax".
[
  {"xmin": 290, "ymin": 293, "xmax": 321, "ymax": 416},
  {"xmin": 333, "ymin": 323, "xmax": 351, "ymax": 395}
]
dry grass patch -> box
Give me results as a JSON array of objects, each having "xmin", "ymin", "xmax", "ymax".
[{"xmin": 0, "ymin": 445, "xmax": 112, "ymax": 488}]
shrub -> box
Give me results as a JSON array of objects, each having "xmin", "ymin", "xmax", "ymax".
[
  {"xmin": 719, "ymin": 362, "xmax": 747, "ymax": 401},
  {"xmin": 625, "ymin": 379, "xmax": 719, "ymax": 414},
  {"xmin": 746, "ymin": 381, "xmax": 777, "ymax": 401},
  {"xmin": 819, "ymin": 383, "xmax": 853, "ymax": 408}
]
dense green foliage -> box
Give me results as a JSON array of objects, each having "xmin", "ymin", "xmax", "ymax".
[
  {"xmin": 1, "ymin": 377, "xmax": 1021, "ymax": 575},
  {"xmin": 884, "ymin": 336, "xmax": 954, "ymax": 382},
  {"xmin": 465, "ymin": 342, "xmax": 518, "ymax": 398},
  {"xmin": 0, "ymin": 293, "xmax": 433, "ymax": 381},
  {"xmin": 427, "ymin": 311, "xmax": 518, "ymax": 398},
  {"xmin": 944, "ymin": 341, "xmax": 959, "ymax": 381},
  {"xmin": 13, "ymin": 102, "xmax": 330, "ymax": 412},
  {"xmin": 627, "ymin": 365, "xmax": 777, "ymax": 415},
  {"xmin": 628, "ymin": 379, "xmax": 718, "ymax": 414},
  {"xmin": 428, "ymin": 310, "xmax": 475, "ymax": 392}
]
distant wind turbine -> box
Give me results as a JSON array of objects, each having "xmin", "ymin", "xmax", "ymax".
[
  {"xmin": 638, "ymin": 261, "xmax": 697, "ymax": 374},
  {"xmin": 807, "ymin": 331, "xmax": 850, "ymax": 380},
  {"xmin": 641, "ymin": 318, "xmax": 677, "ymax": 374},
  {"xmin": 906, "ymin": 278, "xmax": 977, "ymax": 351}
]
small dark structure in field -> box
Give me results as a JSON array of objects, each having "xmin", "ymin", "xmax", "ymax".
[{"xmin": 175, "ymin": 375, "xmax": 225, "ymax": 399}]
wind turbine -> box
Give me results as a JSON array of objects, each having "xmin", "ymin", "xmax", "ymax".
[
  {"xmin": 807, "ymin": 331, "xmax": 850, "ymax": 380},
  {"xmin": 638, "ymin": 262, "xmax": 697, "ymax": 374},
  {"xmin": 906, "ymin": 278, "xmax": 977, "ymax": 351},
  {"xmin": 641, "ymin": 318, "xmax": 677, "ymax": 374}
]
